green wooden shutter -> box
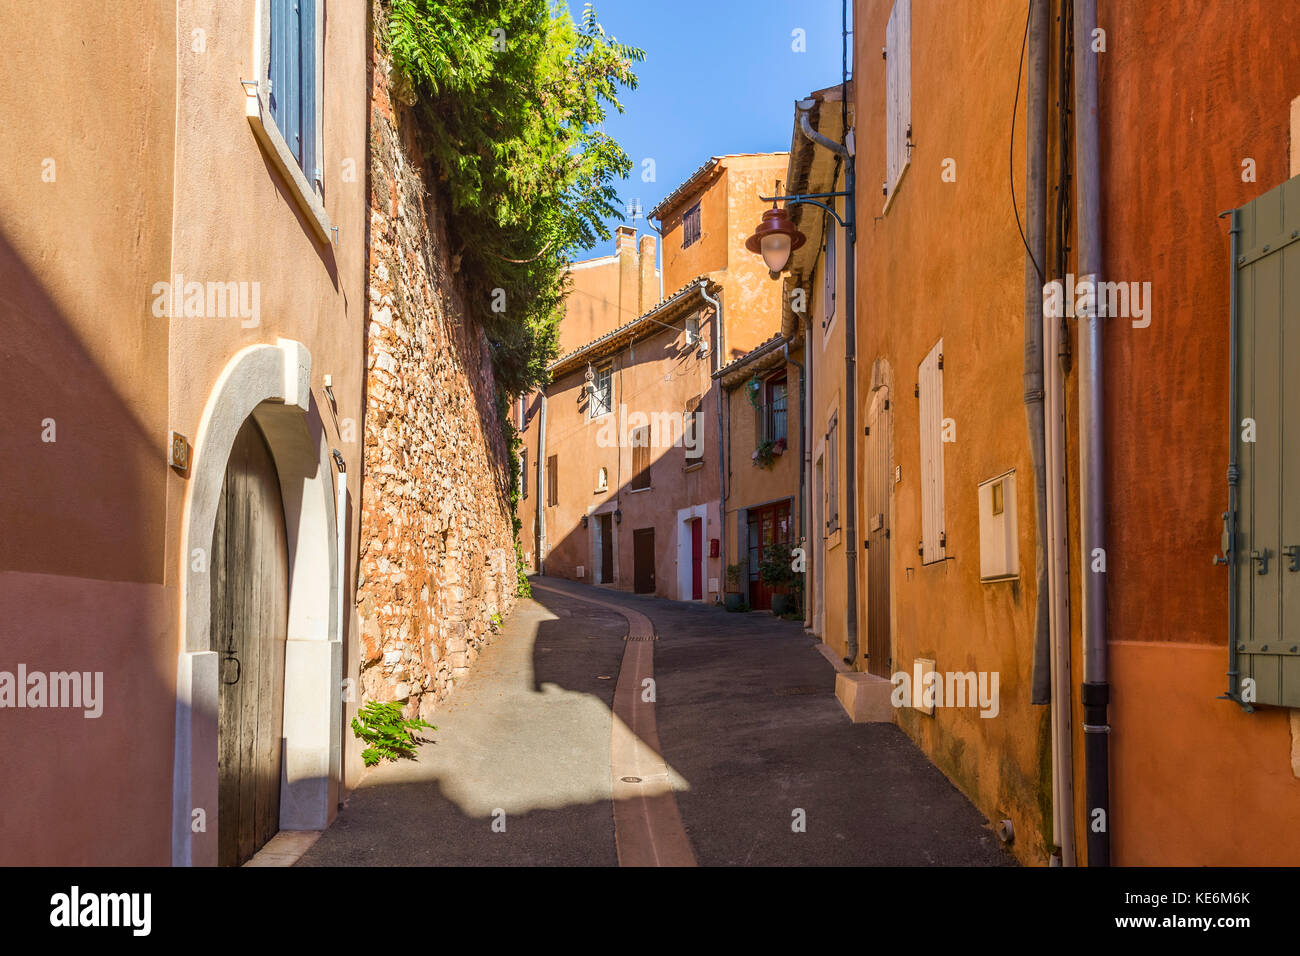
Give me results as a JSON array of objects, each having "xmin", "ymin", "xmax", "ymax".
[{"xmin": 1234, "ymin": 173, "xmax": 1300, "ymax": 707}]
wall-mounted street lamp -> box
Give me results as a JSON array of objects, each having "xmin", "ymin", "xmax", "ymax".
[
  {"xmin": 744, "ymin": 206, "xmax": 806, "ymax": 273},
  {"xmin": 614, "ymin": 508, "xmax": 622, "ymax": 525}
]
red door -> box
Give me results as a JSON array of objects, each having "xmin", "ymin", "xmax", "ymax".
[{"xmin": 691, "ymin": 518, "xmax": 703, "ymax": 600}]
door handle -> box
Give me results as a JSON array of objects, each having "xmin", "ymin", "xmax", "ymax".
[
  {"xmin": 1250, "ymin": 549, "xmax": 1271, "ymax": 575},
  {"xmin": 222, "ymin": 652, "xmax": 241, "ymax": 685},
  {"xmin": 1284, "ymin": 545, "xmax": 1300, "ymax": 572}
]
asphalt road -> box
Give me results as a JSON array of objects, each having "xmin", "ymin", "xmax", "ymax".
[{"xmin": 299, "ymin": 579, "xmax": 1012, "ymax": 867}]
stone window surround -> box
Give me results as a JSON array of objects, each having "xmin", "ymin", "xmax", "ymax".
[{"xmin": 245, "ymin": 0, "xmax": 332, "ymax": 243}]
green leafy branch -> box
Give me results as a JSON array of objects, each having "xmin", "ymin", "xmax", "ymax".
[{"xmin": 351, "ymin": 700, "xmax": 435, "ymax": 767}]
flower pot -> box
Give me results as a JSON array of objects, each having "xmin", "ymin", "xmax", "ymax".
[
  {"xmin": 770, "ymin": 593, "xmax": 791, "ymax": 616},
  {"xmin": 724, "ymin": 591, "xmax": 745, "ymax": 612}
]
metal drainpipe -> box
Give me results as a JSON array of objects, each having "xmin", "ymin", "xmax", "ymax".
[
  {"xmin": 700, "ymin": 282, "xmax": 725, "ymax": 602},
  {"xmin": 537, "ymin": 391, "xmax": 547, "ymax": 575},
  {"xmin": 1026, "ymin": 0, "xmax": 1052, "ymax": 708},
  {"xmin": 1072, "ymin": 0, "xmax": 1110, "ymax": 867},
  {"xmin": 1220, "ymin": 208, "xmax": 1243, "ymax": 704}
]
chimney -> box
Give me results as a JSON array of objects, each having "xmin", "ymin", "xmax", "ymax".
[
  {"xmin": 617, "ymin": 226, "xmax": 638, "ymax": 324},
  {"xmin": 615, "ymin": 225, "xmax": 637, "ymax": 253},
  {"xmin": 638, "ymin": 234, "xmax": 658, "ymax": 313}
]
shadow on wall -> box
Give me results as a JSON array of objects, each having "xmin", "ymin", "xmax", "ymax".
[{"xmin": 0, "ymin": 231, "xmax": 177, "ymax": 864}]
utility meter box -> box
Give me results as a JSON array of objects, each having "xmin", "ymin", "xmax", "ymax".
[{"xmin": 978, "ymin": 470, "xmax": 1018, "ymax": 581}]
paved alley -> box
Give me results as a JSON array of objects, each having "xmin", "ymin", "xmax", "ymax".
[{"xmin": 301, "ymin": 580, "xmax": 1012, "ymax": 867}]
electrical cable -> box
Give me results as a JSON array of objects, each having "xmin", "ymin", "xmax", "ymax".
[{"xmin": 1011, "ymin": 0, "xmax": 1044, "ymax": 288}]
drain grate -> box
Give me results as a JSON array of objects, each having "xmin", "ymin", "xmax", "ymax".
[
  {"xmin": 773, "ymin": 685, "xmax": 823, "ymax": 697},
  {"xmin": 624, "ymin": 633, "xmax": 658, "ymax": 642}
]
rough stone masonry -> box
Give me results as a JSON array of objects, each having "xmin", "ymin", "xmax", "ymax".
[{"xmin": 358, "ymin": 29, "xmax": 517, "ymax": 723}]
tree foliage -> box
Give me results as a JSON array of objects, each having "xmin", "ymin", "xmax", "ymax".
[{"xmin": 387, "ymin": 0, "xmax": 643, "ymax": 394}]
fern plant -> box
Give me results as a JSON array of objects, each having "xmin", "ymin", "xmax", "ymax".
[{"xmin": 351, "ymin": 700, "xmax": 435, "ymax": 767}]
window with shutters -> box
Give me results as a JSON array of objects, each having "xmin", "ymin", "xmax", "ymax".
[
  {"xmin": 268, "ymin": 0, "xmax": 320, "ymax": 180},
  {"xmin": 249, "ymin": 0, "xmax": 329, "ymax": 240},
  {"xmin": 685, "ymin": 314, "xmax": 699, "ymax": 346},
  {"xmin": 546, "ymin": 454, "xmax": 558, "ymax": 507},
  {"xmin": 631, "ymin": 426, "xmax": 652, "ymax": 490},
  {"xmin": 764, "ymin": 376, "xmax": 788, "ymax": 443},
  {"xmin": 589, "ymin": 363, "xmax": 613, "ymax": 420},
  {"xmin": 918, "ymin": 339, "xmax": 946, "ymax": 564},
  {"xmin": 884, "ymin": 0, "xmax": 912, "ymax": 206},
  {"xmin": 823, "ymin": 221, "xmax": 837, "ymax": 328},
  {"xmin": 520, "ymin": 449, "xmax": 527, "ymax": 498},
  {"xmin": 682, "ymin": 202, "xmax": 701, "ymax": 248},
  {"xmin": 826, "ymin": 410, "xmax": 840, "ymax": 535},
  {"xmin": 684, "ymin": 396, "xmax": 704, "ymax": 462}
]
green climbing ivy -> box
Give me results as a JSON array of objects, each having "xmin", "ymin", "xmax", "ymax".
[{"xmin": 386, "ymin": 0, "xmax": 643, "ymax": 395}]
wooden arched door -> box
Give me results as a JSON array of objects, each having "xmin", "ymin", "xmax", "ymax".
[{"xmin": 210, "ymin": 415, "xmax": 289, "ymax": 867}]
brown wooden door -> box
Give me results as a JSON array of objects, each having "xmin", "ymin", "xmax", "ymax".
[
  {"xmin": 211, "ymin": 416, "xmax": 289, "ymax": 867},
  {"xmin": 598, "ymin": 514, "xmax": 613, "ymax": 584},
  {"xmin": 865, "ymin": 392, "xmax": 892, "ymax": 677},
  {"xmin": 633, "ymin": 528, "xmax": 655, "ymax": 593}
]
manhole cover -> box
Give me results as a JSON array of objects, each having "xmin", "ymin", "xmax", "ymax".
[
  {"xmin": 773, "ymin": 685, "xmax": 822, "ymax": 697},
  {"xmin": 621, "ymin": 776, "xmax": 642, "ymax": 784}
]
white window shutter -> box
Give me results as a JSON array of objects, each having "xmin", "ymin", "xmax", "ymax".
[
  {"xmin": 919, "ymin": 339, "xmax": 945, "ymax": 563},
  {"xmin": 885, "ymin": 0, "xmax": 912, "ymax": 197}
]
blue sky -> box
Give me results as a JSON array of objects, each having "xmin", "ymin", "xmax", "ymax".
[{"xmin": 565, "ymin": 0, "xmax": 849, "ymax": 260}]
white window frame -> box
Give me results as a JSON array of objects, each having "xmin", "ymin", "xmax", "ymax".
[
  {"xmin": 247, "ymin": 0, "xmax": 331, "ymax": 242},
  {"xmin": 589, "ymin": 363, "xmax": 613, "ymax": 420}
]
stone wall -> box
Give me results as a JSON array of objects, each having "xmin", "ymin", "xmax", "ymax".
[{"xmin": 358, "ymin": 28, "xmax": 517, "ymax": 723}]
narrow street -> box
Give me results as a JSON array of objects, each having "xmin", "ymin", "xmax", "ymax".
[{"xmin": 301, "ymin": 580, "xmax": 1011, "ymax": 867}]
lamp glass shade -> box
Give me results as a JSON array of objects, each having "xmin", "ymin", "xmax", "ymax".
[{"xmin": 760, "ymin": 233, "xmax": 792, "ymax": 272}]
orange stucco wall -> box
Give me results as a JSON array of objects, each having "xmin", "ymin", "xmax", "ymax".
[
  {"xmin": 1096, "ymin": 0, "xmax": 1300, "ymax": 864},
  {"xmin": 0, "ymin": 0, "xmax": 367, "ymax": 864},
  {"xmin": 560, "ymin": 228, "xmax": 659, "ymax": 356},
  {"xmin": 657, "ymin": 154, "xmax": 790, "ymax": 359},
  {"xmin": 853, "ymin": 0, "xmax": 1048, "ymax": 863}
]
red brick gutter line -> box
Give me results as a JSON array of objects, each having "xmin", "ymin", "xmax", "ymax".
[{"xmin": 530, "ymin": 582, "xmax": 697, "ymax": 867}]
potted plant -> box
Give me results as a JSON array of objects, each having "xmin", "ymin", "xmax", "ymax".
[
  {"xmin": 724, "ymin": 560, "xmax": 748, "ymax": 611},
  {"xmin": 752, "ymin": 436, "xmax": 786, "ymax": 469},
  {"xmin": 759, "ymin": 540, "xmax": 802, "ymax": 617}
]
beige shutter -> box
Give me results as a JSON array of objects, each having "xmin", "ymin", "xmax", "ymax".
[
  {"xmin": 885, "ymin": 0, "xmax": 912, "ymax": 197},
  {"xmin": 827, "ymin": 410, "xmax": 840, "ymax": 533},
  {"xmin": 685, "ymin": 395, "xmax": 703, "ymax": 459},
  {"xmin": 918, "ymin": 339, "xmax": 945, "ymax": 562}
]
